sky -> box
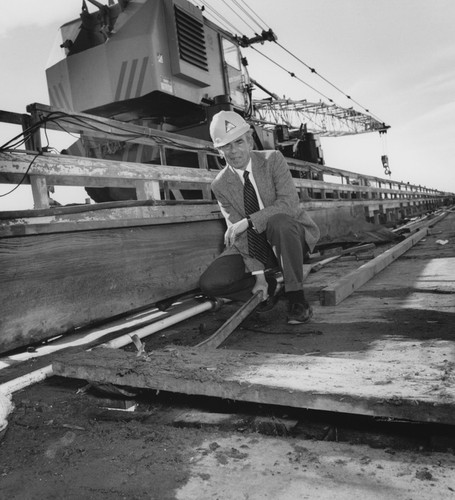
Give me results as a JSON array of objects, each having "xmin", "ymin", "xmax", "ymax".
[{"xmin": 0, "ymin": 0, "xmax": 454, "ymax": 210}]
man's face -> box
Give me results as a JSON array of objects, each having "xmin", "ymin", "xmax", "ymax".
[{"xmin": 218, "ymin": 132, "xmax": 252, "ymax": 170}]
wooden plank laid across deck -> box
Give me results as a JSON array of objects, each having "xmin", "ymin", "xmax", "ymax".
[
  {"xmin": 53, "ymin": 346, "xmax": 455, "ymax": 425},
  {"xmin": 320, "ymin": 210, "xmax": 450, "ymax": 306}
]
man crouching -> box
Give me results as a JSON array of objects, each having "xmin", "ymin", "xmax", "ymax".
[{"xmin": 200, "ymin": 111, "xmax": 320, "ymax": 324}]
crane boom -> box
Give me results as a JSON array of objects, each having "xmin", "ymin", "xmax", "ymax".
[{"xmin": 251, "ymin": 98, "xmax": 389, "ymax": 137}]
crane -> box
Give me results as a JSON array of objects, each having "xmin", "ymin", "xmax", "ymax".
[{"xmin": 251, "ymin": 98, "xmax": 389, "ymax": 137}]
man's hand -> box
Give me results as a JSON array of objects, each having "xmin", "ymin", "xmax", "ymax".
[
  {"xmin": 252, "ymin": 272, "xmax": 268, "ymax": 301},
  {"xmin": 224, "ymin": 218, "xmax": 249, "ymax": 247}
]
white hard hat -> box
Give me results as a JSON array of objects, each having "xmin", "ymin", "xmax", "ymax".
[{"xmin": 209, "ymin": 111, "xmax": 251, "ymax": 148}]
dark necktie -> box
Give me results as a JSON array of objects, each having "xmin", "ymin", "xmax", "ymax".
[{"xmin": 243, "ymin": 170, "xmax": 270, "ymax": 265}]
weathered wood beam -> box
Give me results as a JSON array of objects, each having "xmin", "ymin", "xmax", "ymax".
[
  {"xmin": 319, "ymin": 210, "xmax": 451, "ymax": 306},
  {"xmin": 320, "ymin": 229, "xmax": 429, "ymax": 306},
  {"xmin": 0, "ymin": 151, "xmax": 216, "ymax": 185},
  {"xmin": 196, "ymin": 292, "xmax": 263, "ymax": 350},
  {"xmin": 52, "ymin": 347, "xmax": 455, "ymax": 425},
  {"xmin": 0, "ymin": 110, "xmax": 26, "ymax": 125},
  {"xmin": 0, "ymin": 151, "xmax": 448, "ymax": 212}
]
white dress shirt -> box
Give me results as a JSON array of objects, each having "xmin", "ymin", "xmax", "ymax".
[{"xmin": 229, "ymin": 160, "xmax": 265, "ymax": 209}]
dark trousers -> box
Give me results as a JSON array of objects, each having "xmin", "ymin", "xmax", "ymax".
[{"xmin": 200, "ymin": 213, "xmax": 309, "ymax": 301}]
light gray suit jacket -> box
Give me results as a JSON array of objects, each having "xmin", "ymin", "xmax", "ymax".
[{"xmin": 212, "ymin": 150, "xmax": 320, "ymax": 272}]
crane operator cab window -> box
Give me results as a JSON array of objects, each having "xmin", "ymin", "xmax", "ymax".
[{"xmin": 222, "ymin": 38, "xmax": 249, "ymax": 109}]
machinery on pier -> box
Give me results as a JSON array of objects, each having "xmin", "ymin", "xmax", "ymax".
[{"xmin": 46, "ymin": 0, "xmax": 388, "ymax": 200}]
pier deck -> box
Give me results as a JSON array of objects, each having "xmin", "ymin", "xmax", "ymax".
[
  {"xmin": 2, "ymin": 209, "xmax": 454, "ymax": 500},
  {"xmin": 52, "ymin": 210, "xmax": 455, "ymax": 425}
]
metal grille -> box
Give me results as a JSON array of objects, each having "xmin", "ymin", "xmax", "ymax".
[{"xmin": 174, "ymin": 6, "xmax": 208, "ymax": 71}]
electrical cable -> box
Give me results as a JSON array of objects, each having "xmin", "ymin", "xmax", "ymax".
[
  {"xmin": 0, "ymin": 152, "xmax": 40, "ymax": 198},
  {"xmin": 1, "ymin": 109, "xmax": 216, "ymax": 168},
  {"xmin": 0, "ymin": 123, "xmax": 38, "ymax": 151},
  {"xmin": 0, "ymin": 107, "xmax": 217, "ymax": 200}
]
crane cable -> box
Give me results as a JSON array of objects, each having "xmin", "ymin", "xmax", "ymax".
[
  {"xmin": 200, "ymin": 0, "xmax": 387, "ymax": 127},
  {"xmin": 250, "ymin": 46, "xmax": 335, "ymax": 104},
  {"xmin": 195, "ymin": 0, "xmax": 242, "ymax": 36},
  {"xmin": 197, "ymin": 2, "xmax": 334, "ymax": 104},
  {"xmin": 380, "ymin": 130, "xmax": 391, "ymax": 176},
  {"xmin": 218, "ymin": 0, "xmax": 258, "ymax": 34},
  {"xmin": 274, "ymin": 41, "xmax": 384, "ymax": 124},
  {"xmin": 232, "ymin": 0, "xmax": 377, "ymax": 117},
  {"xmin": 233, "ymin": 0, "xmax": 270, "ymax": 31}
]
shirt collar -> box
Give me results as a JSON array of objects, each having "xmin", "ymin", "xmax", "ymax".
[{"xmin": 229, "ymin": 159, "xmax": 252, "ymax": 180}]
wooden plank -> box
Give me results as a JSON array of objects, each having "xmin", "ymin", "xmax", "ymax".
[
  {"xmin": 310, "ymin": 255, "xmax": 341, "ymax": 273},
  {"xmin": 0, "ymin": 219, "xmax": 224, "ymax": 353},
  {"xmin": 0, "ymin": 151, "xmax": 216, "ymax": 185},
  {"xmin": 393, "ymin": 210, "xmax": 449, "ymax": 235},
  {"xmin": 0, "ymin": 204, "xmax": 223, "ymax": 237},
  {"xmin": 53, "ymin": 347, "xmax": 455, "ymax": 425},
  {"xmin": 340, "ymin": 243, "xmax": 376, "ymax": 254},
  {"xmin": 0, "ymin": 110, "xmax": 26, "ymax": 125},
  {"xmin": 320, "ymin": 228, "xmax": 429, "ymax": 306},
  {"xmin": 0, "ymin": 199, "xmax": 218, "ymax": 220},
  {"xmin": 196, "ymin": 292, "xmax": 263, "ymax": 349},
  {"xmin": 310, "ymin": 244, "xmax": 376, "ymax": 272}
]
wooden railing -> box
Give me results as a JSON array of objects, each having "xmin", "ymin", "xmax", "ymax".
[{"xmin": 0, "ymin": 104, "xmax": 453, "ymax": 219}]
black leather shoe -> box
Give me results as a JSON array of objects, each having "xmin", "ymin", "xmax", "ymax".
[{"xmin": 287, "ymin": 301, "xmax": 313, "ymax": 324}]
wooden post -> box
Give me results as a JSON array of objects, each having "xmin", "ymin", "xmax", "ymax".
[
  {"xmin": 197, "ymin": 151, "xmax": 212, "ymax": 200},
  {"xmin": 159, "ymin": 145, "xmax": 167, "ymax": 165},
  {"xmin": 197, "ymin": 151, "xmax": 209, "ymax": 170},
  {"xmin": 30, "ymin": 175, "xmax": 49, "ymax": 209},
  {"xmin": 21, "ymin": 111, "xmax": 42, "ymax": 152},
  {"xmin": 136, "ymin": 180, "xmax": 161, "ymax": 200},
  {"xmin": 162, "ymin": 181, "xmax": 171, "ymax": 200}
]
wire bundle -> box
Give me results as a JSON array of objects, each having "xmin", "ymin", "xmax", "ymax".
[{"xmin": 0, "ymin": 109, "xmax": 216, "ymax": 198}]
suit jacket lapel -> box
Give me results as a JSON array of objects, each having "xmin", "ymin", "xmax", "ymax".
[
  {"xmin": 251, "ymin": 152, "xmax": 268, "ymax": 206},
  {"xmin": 223, "ymin": 166, "xmax": 244, "ymax": 214}
]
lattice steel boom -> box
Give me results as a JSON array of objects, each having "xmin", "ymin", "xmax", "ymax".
[{"xmin": 252, "ymin": 99, "xmax": 389, "ymax": 137}]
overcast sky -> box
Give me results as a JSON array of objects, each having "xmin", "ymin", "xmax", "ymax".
[{"xmin": 1, "ymin": 0, "xmax": 454, "ymax": 209}]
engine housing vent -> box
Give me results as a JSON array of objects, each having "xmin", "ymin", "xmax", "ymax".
[
  {"xmin": 175, "ymin": 6, "xmax": 208, "ymax": 71},
  {"xmin": 165, "ymin": 0, "xmax": 210, "ymax": 87}
]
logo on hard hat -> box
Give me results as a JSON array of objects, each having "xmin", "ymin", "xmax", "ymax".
[
  {"xmin": 225, "ymin": 120, "xmax": 236, "ymax": 133},
  {"xmin": 209, "ymin": 110, "xmax": 250, "ymax": 147}
]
